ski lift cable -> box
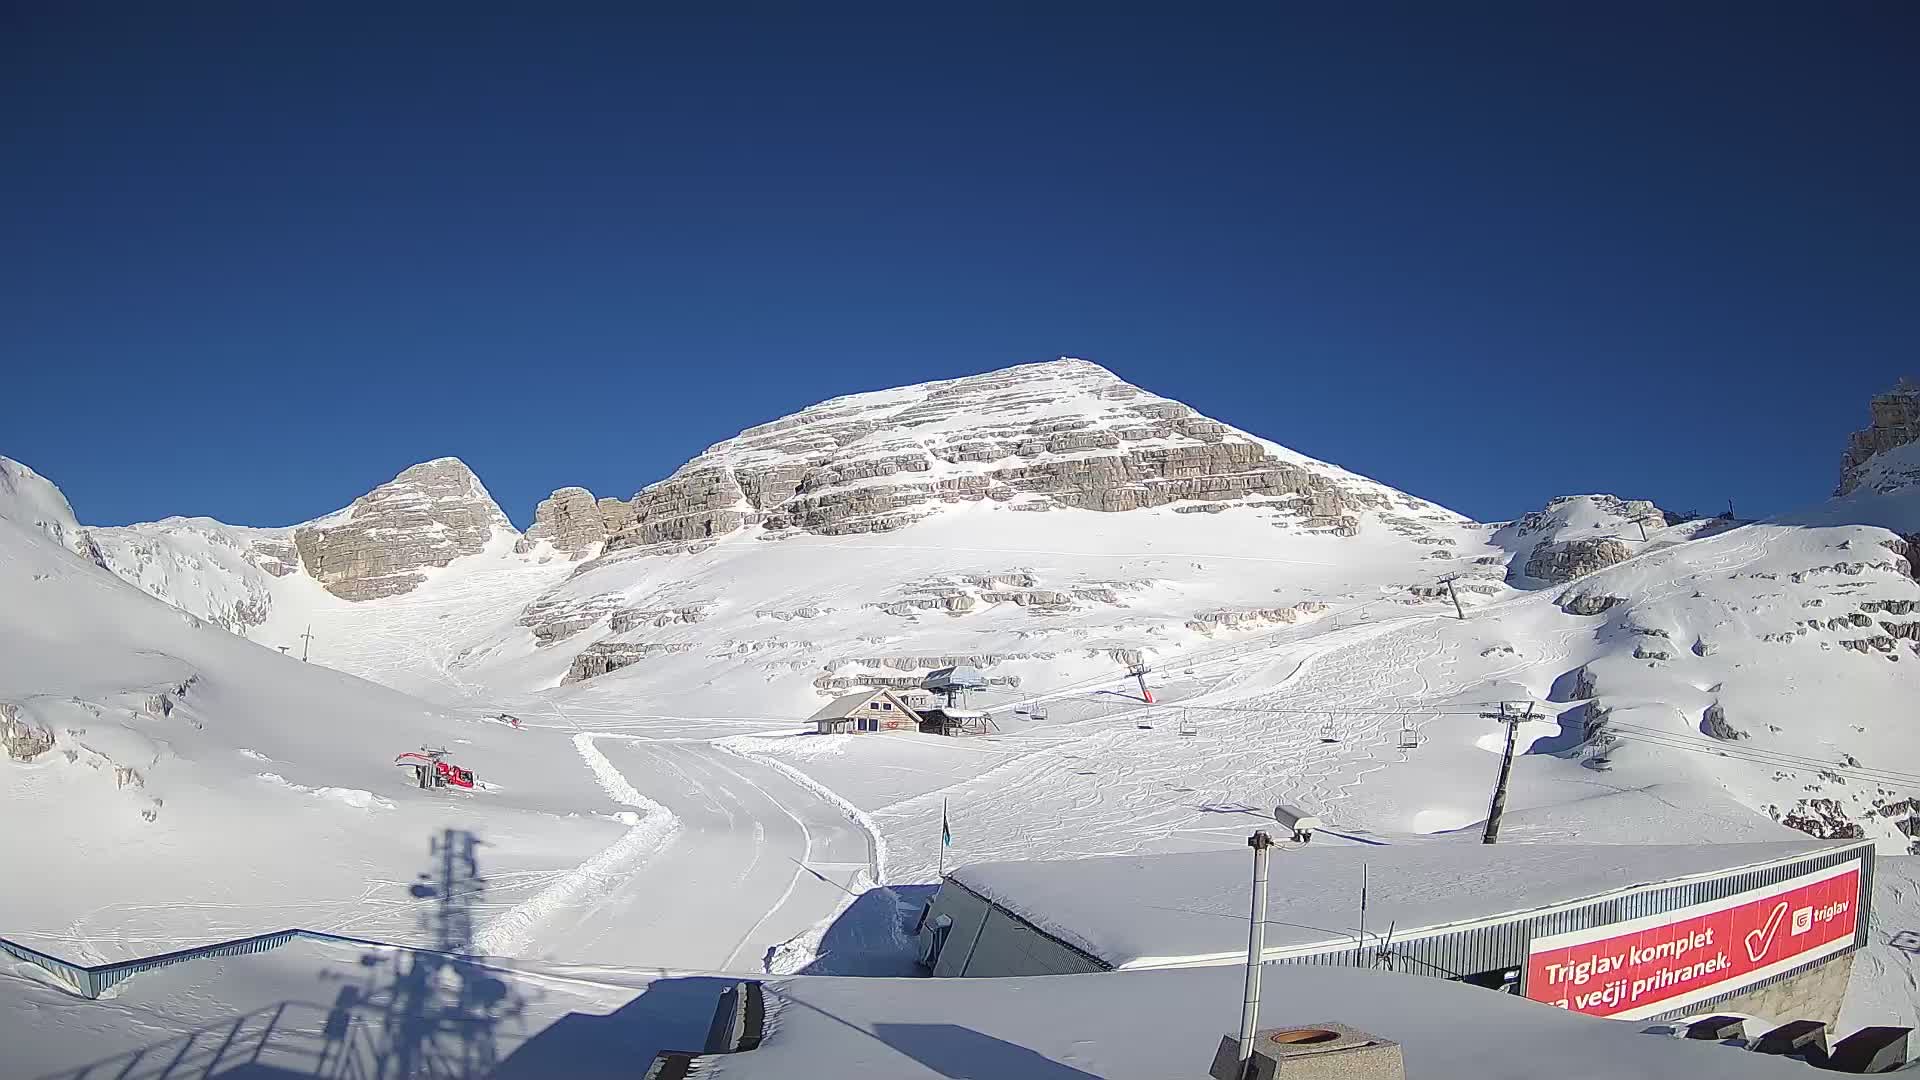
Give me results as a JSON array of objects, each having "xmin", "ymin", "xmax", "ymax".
[
  {"xmin": 961, "ymin": 686, "xmax": 1541, "ymax": 718},
  {"xmin": 1589, "ymin": 724, "xmax": 1920, "ymax": 785},
  {"xmin": 1596, "ymin": 726, "xmax": 1920, "ymax": 787},
  {"xmin": 1598, "ymin": 718, "xmax": 1920, "ymax": 780},
  {"xmin": 974, "ymin": 568, "xmax": 1495, "ymax": 710},
  {"xmin": 1596, "ymin": 729, "xmax": 1920, "ymax": 788}
]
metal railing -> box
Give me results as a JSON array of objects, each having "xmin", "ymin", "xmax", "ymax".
[{"xmin": 31, "ymin": 1001, "xmax": 375, "ymax": 1080}]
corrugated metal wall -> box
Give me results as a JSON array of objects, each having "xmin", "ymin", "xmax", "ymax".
[
  {"xmin": 4, "ymin": 927, "xmax": 436, "ymax": 999},
  {"xmin": 927, "ymin": 841, "xmax": 1875, "ymax": 1019},
  {"xmin": 1267, "ymin": 843, "xmax": 1874, "ymax": 1020},
  {"xmin": 90, "ymin": 929, "xmax": 305, "ymax": 996},
  {"xmin": 0, "ymin": 935, "xmax": 91, "ymax": 996}
]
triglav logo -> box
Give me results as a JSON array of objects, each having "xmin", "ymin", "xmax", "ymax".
[{"xmin": 1791, "ymin": 906, "xmax": 1814, "ymax": 937}]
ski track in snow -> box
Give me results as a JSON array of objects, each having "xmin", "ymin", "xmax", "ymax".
[
  {"xmin": 718, "ymin": 736, "xmax": 887, "ymax": 883},
  {"xmin": 863, "ymin": 599, "xmax": 1584, "ymax": 881},
  {"xmin": 469, "ymin": 734, "xmax": 682, "ymax": 957},
  {"xmin": 857, "ymin": 521, "xmax": 1820, "ymax": 886}
]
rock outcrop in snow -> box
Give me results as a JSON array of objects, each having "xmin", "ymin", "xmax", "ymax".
[
  {"xmin": 293, "ymin": 458, "xmax": 515, "ymax": 600},
  {"xmin": 588, "ymin": 359, "xmax": 1455, "ymax": 555},
  {"xmin": 1496, "ymin": 495, "xmax": 1667, "ymax": 586},
  {"xmin": 0, "ymin": 702, "xmax": 54, "ymax": 761},
  {"xmin": 515, "ymin": 486, "xmax": 610, "ymax": 560},
  {"xmin": 1838, "ymin": 380, "xmax": 1920, "ymax": 496}
]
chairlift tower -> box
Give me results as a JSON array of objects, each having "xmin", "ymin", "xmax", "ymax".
[
  {"xmin": 1481, "ymin": 702, "xmax": 1535, "ymax": 844},
  {"xmin": 1128, "ymin": 662, "xmax": 1154, "ymax": 704}
]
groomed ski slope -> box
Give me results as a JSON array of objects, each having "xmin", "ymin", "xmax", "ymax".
[{"xmin": 0, "ymin": 481, "xmax": 882, "ymax": 976}]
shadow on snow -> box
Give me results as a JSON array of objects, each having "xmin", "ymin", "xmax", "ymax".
[{"xmin": 39, "ymin": 828, "xmax": 535, "ymax": 1080}]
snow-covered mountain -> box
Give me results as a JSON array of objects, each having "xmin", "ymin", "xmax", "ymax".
[
  {"xmin": 0, "ymin": 466, "xmax": 629, "ymax": 962},
  {"xmin": 84, "ymin": 456, "xmax": 522, "ymax": 637},
  {"xmin": 69, "ymin": 360, "xmax": 1495, "ymax": 712},
  {"xmin": 0, "ymin": 457, "xmax": 105, "ymax": 563},
  {"xmin": 14, "ymin": 362, "xmax": 1920, "ymax": 886},
  {"xmin": 7, "ymin": 358, "xmax": 1920, "ymax": 1053}
]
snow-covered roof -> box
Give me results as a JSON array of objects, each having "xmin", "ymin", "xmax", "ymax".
[
  {"xmin": 710, "ymin": 964, "xmax": 1819, "ymax": 1080},
  {"xmin": 948, "ymin": 839, "xmax": 1865, "ymax": 969},
  {"xmin": 807, "ymin": 689, "xmax": 917, "ymax": 722},
  {"xmin": 3, "ymin": 936, "xmax": 1833, "ymax": 1080}
]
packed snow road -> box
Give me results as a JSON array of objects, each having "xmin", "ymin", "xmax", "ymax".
[{"xmin": 526, "ymin": 738, "xmax": 872, "ymax": 971}]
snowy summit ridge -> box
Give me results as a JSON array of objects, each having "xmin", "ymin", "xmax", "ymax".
[{"xmin": 533, "ymin": 357, "xmax": 1459, "ymax": 562}]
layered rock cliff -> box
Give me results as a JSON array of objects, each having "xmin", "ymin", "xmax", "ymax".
[
  {"xmin": 516, "ymin": 486, "xmax": 608, "ymax": 560},
  {"xmin": 292, "ymin": 458, "xmax": 515, "ymax": 600},
  {"xmin": 588, "ymin": 358, "xmax": 1454, "ymax": 557},
  {"xmin": 1839, "ymin": 381, "xmax": 1920, "ymax": 497}
]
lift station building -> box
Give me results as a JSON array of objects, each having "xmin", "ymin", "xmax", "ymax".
[{"xmin": 916, "ymin": 838, "xmax": 1874, "ymax": 1025}]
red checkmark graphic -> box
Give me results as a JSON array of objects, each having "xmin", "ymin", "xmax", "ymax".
[{"xmin": 1746, "ymin": 902, "xmax": 1789, "ymax": 962}]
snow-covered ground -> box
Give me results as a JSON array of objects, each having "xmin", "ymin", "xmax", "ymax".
[
  {"xmin": 725, "ymin": 963, "xmax": 1830, "ymax": 1080},
  {"xmin": 3, "ymin": 933, "xmax": 1841, "ymax": 1080},
  {"xmin": 0, "ymin": 477, "xmax": 609, "ymax": 961},
  {"xmin": 1846, "ymin": 854, "xmax": 1920, "ymax": 1033},
  {"xmin": 6, "ymin": 363, "xmax": 1920, "ymax": 1075}
]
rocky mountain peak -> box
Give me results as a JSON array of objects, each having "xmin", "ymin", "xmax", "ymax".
[
  {"xmin": 1838, "ymin": 380, "xmax": 1920, "ymax": 497},
  {"xmin": 516, "ymin": 486, "xmax": 608, "ymax": 561},
  {"xmin": 1495, "ymin": 494, "xmax": 1668, "ymax": 586},
  {"xmin": 292, "ymin": 457, "xmax": 515, "ymax": 601},
  {"xmin": 582, "ymin": 358, "xmax": 1450, "ymax": 559}
]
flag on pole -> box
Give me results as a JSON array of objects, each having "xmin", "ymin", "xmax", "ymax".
[{"xmin": 939, "ymin": 799, "xmax": 952, "ymax": 880}]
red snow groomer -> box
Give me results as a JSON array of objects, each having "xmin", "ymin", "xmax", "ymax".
[{"xmin": 395, "ymin": 748, "xmax": 475, "ymax": 791}]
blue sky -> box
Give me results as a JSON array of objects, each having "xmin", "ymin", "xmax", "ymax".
[{"xmin": 4, "ymin": 6, "xmax": 1914, "ymax": 527}]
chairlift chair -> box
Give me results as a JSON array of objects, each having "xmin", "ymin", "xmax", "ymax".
[
  {"xmin": 1318, "ymin": 718, "xmax": 1341, "ymax": 743},
  {"xmin": 1178, "ymin": 709, "xmax": 1198, "ymax": 737},
  {"xmin": 1136, "ymin": 712, "xmax": 1155, "ymax": 730},
  {"xmin": 1397, "ymin": 723, "xmax": 1421, "ymax": 750}
]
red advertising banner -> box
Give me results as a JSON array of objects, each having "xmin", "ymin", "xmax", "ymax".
[{"xmin": 1526, "ymin": 859, "xmax": 1860, "ymax": 1019}]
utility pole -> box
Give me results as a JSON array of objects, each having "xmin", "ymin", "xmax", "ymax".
[
  {"xmin": 1237, "ymin": 831, "xmax": 1274, "ymax": 1080},
  {"xmin": 1356, "ymin": 862, "xmax": 1368, "ymax": 968},
  {"xmin": 300, "ymin": 624, "xmax": 315, "ymax": 662},
  {"xmin": 1482, "ymin": 702, "xmax": 1533, "ymax": 844},
  {"xmin": 1442, "ymin": 576, "xmax": 1465, "ymax": 620}
]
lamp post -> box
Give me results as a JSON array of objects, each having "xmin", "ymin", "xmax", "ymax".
[{"xmin": 1238, "ymin": 830, "xmax": 1274, "ymax": 1079}]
